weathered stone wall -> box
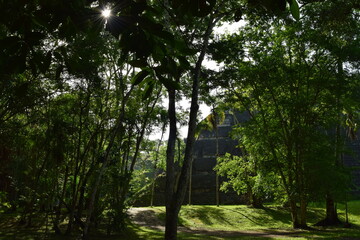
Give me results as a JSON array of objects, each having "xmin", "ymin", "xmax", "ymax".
[
  {"xmin": 188, "ymin": 112, "xmax": 245, "ymax": 205},
  {"xmin": 136, "ymin": 111, "xmax": 360, "ymax": 206},
  {"xmin": 344, "ymin": 136, "xmax": 360, "ymax": 197},
  {"xmin": 144, "ymin": 111, "xmax": 248, "ymax": 206}
]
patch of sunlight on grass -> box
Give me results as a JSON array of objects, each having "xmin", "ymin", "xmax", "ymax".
[
  {"xmin": 175, "ymin": 205, "xmax": 294, "ymax": 231},
  {"xmin": 147, "ymin": 201, "xmax": 360, "ymax": 239},
  {"xmin": 2, "ymin": 201, "xmax": 360, "ymax": 240},
  {"xmin": 126, "ymin": 222, "xmax": 223, "ymax": 240}
]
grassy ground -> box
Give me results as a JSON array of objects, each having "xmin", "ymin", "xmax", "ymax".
[
  {"xmin": 177, "ymin": 201, "xmax": 360, "ymax": 230},
  {"xmin": 141, "ymin": 201, "xmax": 360, "ymax": 239},
  {"xmin": 1, "ymin": 201, "xmax": 360, "ymax": 239}
]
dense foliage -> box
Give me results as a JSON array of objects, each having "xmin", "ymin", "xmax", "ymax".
[
  {"xmin": 0, "ymin": 0, "xmax": 359, "ymax": 239},
  {"xmin": 211, "ymin": 0, "xmax": 359, "ymax": 228}
]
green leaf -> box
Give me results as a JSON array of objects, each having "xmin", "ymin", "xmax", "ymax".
[
  {"xmin": 143, "ymin": 80, "xmax": 154, "ymax": 100},
  {"xmin": 128, "ymin": 59, "xmax": 148, "ymax": 68},
  {"xmin": 155, "ymin": 30, "xmax": 174, "ymax": 43},
  {"xmin": 132, "ymin": 70, "xmax": 149, "ymax": 85},
  {"xmin": 234, "ymin": 8, "xmax": 243, "ymax": 22},
  {"xmin": 158, "ymin": 76, "xmax": 181, "ymax": 90},
  {"xmin": 289, "ymin": 0, "xmax": 300, "ymax": 20},
  {"xmin": 53, "ymin": 51, "xmax": 63, "ymax": 62},
  {"xmin": 55, "ymin": 65, "xmax": 64, "ymax": 80},
  {"xmin": 42, "ymin": 51, "xmax": 52, "ymax": 73},
  {"xmin": 139, "ymin": 19, "xmax": 163, "ymax": 35},
  {"xmin": 152, "ymin": 45, "xmax": 166, "ymax": 62},
  {"xmin": 106, "ymin": 16, "xmax": 135, "ymax": 38},
  {"xmin": 24, "ymin": 32, "xmax": 45, "ymax": 46},
  {"xmin": 163, "ymin": 58, "xmax": 178, "ymax": 76},
  {"xmin": 174, "ymin": 39, "xmax": 197, "ymax": 55},
  {"xmin": 178, "ymin": 56, "xmax": 190, "ymax": 70}
]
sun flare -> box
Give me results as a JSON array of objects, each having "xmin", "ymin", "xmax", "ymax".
[{"xmin": 102, "ymin": 8, "xmax": 111, "ymax": 18}]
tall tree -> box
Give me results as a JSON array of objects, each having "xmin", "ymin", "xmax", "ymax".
[
  {"xmin": 0, "ymin": 0, "xmax": 302, "ymax": 238},
  {"xmin": 159, "ymin": 0, "xmax": 300, "ymax": 238},
  {"xmin": 300, "ymin": 0, "xmax": 360, "ymax": 225},
  {"xmin": 208, "ymin": 11, "xmax": 357, "ymax": 227}
]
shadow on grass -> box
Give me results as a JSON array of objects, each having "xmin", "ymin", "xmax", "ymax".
[
  {"xmin": 124, "ymin": 222, "xmax": 164, "ymax": 240},
  {"xmin": 0, "ymin": 213, "xmax": 66, "ymax": 240},
  {"xmin": 127, "ymin": 221, "xmax": 228, "ymax": 240},
  {"xmin": 260, "ymin": 207, "xmax": 292, "ymax": 226},
  {"xmin": 220, "ymin": 206, "xmax": 262, "ymax": 225},
  {"xmin": 0, "ymin": 213, "xmax": 159, "ymax": 240},
  {"xmin": 181, "ymin": 206, "xmax": 234, "ymax": 227},
  {"xmin": 224, "ymin": 206, "xmax": 292, "ymax": 227},
  {"xmin": 156, "ymin": 206, "xmax": 233, "ymax": 227},
  {"xmin": 298, "ymin": 225, "xmax": 360, "ymax": 240}
]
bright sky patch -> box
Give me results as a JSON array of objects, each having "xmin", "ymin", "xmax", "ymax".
[{"xmin": 102, "ymin": 8, "xmax": 111, "ymax": 18}]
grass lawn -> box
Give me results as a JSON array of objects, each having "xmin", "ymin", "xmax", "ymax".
[
  {"xmin": 1, "ymin": 201, "xmax": 360, "ymax": 239},
  {"xmin": 142, "ymin": 201, "xmax": 360, "ymax": 239}
]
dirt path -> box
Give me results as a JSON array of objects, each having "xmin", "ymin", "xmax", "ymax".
[{"xmin": 127, "ymin": 208, "xmax": 306, "ymax": 238}]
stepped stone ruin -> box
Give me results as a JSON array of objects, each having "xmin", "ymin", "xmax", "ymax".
[
  {"xmin": 149, "ymin": 111, "xmax": 248, "ymax": 206},
  {"xmin": 188, "ymin": 111, "xmax": 247, "ymax": 205},
  {"xmin": 344, "ymin": 137, "xmax": 360, "ymax": 196},
  {"xmin": 143, "ymin": 111, "xmax": 360, "ymax": 206}
]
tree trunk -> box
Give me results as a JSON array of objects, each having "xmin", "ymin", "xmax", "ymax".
[
  {"xmin": 315, "ymin": 194, "xmax": 341, "ymax": 226},
  {"xmin": 315, "ymin": 59, "xmax": 343, "ymax": 227},
  {"xmin": 345, "ymin": 196, "xmax": 351, "ymax": 227},
  {"xmin": 82, "ymin": 84, "xmax": 137, "ymax": 239},
  {"xmin": 164, "ymin": 14, "xmax": 217, "ymax": 240},
  {"xmin": 250, "ymin": 193, "xmax": 263, "ymax": 209},
  {"xmin": 165, "ymin": 87, "xmax": 178, "ymax": 240},
  {"xmin": 53, "ymin": 165, "xmax": 69, "ymax": 235},
  {"xmin": 215, "ymin": 125, "xmax": 219, "ymax": 207},
  {"xmin": 316, "ymin": 63, "xmax": 343, "ymax": 226},
  {"xmin": 299, "ymin": 195, "xmax": 307, "ymax": 228},
  {"xmin": 325, "ymin": 195, "xmax": 339, "ymax": 223},
  {"xmin": 82, "ymin": 118, "xmax": 125, "ymax": 239},
  {"xmin": 151, "ymin": 128, "xmax": 165, "ymax": 207},
  {"xmin": 188, "ymin": 159, "xmax": 192, "ymax": 205},
  {"xmin": 165, "ymin": 205, "xmax": 179, "ymax": 240},
  {"xmin": 290, "ymin": 199, "xmax": 300, "ymax": 228}
]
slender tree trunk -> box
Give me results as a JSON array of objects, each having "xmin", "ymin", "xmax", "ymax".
[
  {"xmin": 53, "ymin": 165, "xmax": 69, "ymax": 234},
  {"xmin": 165, "ymin": 87, "xmax": 178, "ymax": 240},
  {"xmin": 82, "ymin": 119, "xmax": 124, "ymax": 239},
  {"xmin": 150, "ymin": 178, "xmax": 157, "ymax": 207},
  {"xmin": 290, "ymin": 198, "xmax": 299, "ymax": 228},
  {"xmin": 67, "ymin": 96, "xmax": 88, "ymax": 235},
  {"xmin": 315, "ymin": 193, "xmax": 341, "ymax": 226},
  {"xmin": 345, "ymin": 194, "xmax": 350, "ymax": 227},
  {"xmin": 326, "ymin": 195, "xmax": 338, "ymax": 222},
  {"xmin": 164, "ymin": 13, "xmax": 218, "ymax": 240},
  {"xmin": 299, "ymin": 195, "xmax": 307, "ymax": 228},
  {"xmin": 317, "ymin": 58, "xmax": 343, "ymax": 225},
  {"xmin": 250, "ymin": 192, "xmax": 263, "ymax": 209},
  {"xmin": 151, "ymin": 128, "xmax": 165, "ymax": 207},
  {"xmin": 82, "ymin": 84, "xmax": 135, "ymax": 239},
  {"xmin": 75, "ymin": 170, "xmax": 91, "ymax": 227},
  {"xmin": 318, "ymin": 59, "xmax": 344, "ymax": 226},
  {"xmin": 188, "ymin": 159, "xmax": 192, "ymax": 205},
  {"xmin": 215, "ymin": 126, "xmax": 219, "ymax": 207}
]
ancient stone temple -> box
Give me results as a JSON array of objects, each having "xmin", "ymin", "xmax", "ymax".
[
  {"xmin": 344, "ymin": 136, "xmax": 360, "ymax": 196},
  {"xmin": 188, "ymin": 111, "xmax": 248, "ymax": 205},
  {"xmin": 147, "ymin": 111, "xmax": 248, "ymax": 206},
  {"xmin": 141, "ymin": 111, "xmax": 360, "ymax": 207}
]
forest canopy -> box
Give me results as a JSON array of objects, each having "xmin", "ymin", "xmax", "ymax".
[{"xmin": 0, "ymin": 0, "xmax": 359, "ymax": 239}]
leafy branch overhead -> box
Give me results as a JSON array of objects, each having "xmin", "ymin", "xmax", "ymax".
[
  {"xmin": 1, "ymin": 0, "xmax": 359, "ymax": 240},
  {"xmin": 248, "ymin": 0, "xmax": 300, "ymax": 20}
]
